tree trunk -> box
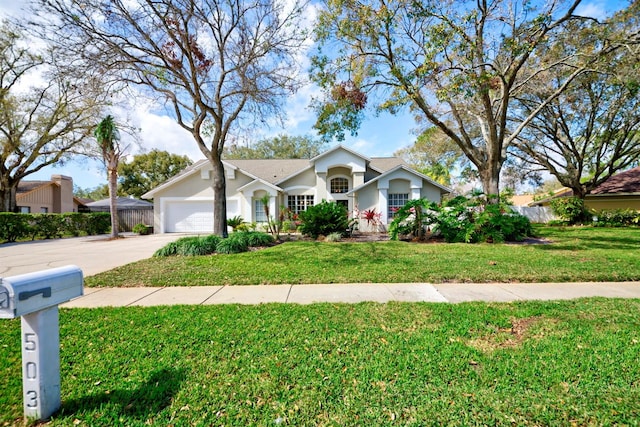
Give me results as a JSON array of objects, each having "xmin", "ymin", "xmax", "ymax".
[
  {"xmin": 479, "ymin": 166, "xmax": 501, "ymax": 204},
  {"xmin": 107, "ymin": 168, "xmax": 119, "ymax": 238},
  {"xmin": 0, "ymin": 179, "xmax": 18, "ymax": 212},
  {"xmin": 210, "ymin": 155, "xmax": 228, "ymax": 238}
]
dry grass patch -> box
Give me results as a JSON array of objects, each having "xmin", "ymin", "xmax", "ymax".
[{"xmin": 467, "ymin": 316, "xmax": 560, "ymax": 353}]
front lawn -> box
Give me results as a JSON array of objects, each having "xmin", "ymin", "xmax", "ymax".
[
  {"xmin": 85, "ymin": 226, "xmax": 640, "ymax": 287},
  {"xmin": 1, "ymin": 300, "xmax": 638, "ymax": 426}
]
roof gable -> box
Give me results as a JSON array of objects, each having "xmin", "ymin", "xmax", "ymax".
[{"xmin": 348, "ymin": 165, "xmax": 451, "ymax": 195}]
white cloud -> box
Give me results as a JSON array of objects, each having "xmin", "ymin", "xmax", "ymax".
[{"xmin": 574, "ymin": 1, "xmax": 611, "ymax": 20}]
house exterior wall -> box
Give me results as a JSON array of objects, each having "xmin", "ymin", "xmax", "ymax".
[
  {"xmin": 585, "ymin": 195, "xmax": 640, "ymax": 211},
  {"xmin": 17, "ymin": 175, "xmax": 75, "ymax": 213},
  {"xmin": 17, "ymin": 185, "xmax": 55, "ymax": 213}
]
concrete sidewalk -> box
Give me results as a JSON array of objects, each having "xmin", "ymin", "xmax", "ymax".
[{"xmin": 61, "ymin": 281, "xmax": 640, "ymax": 308}]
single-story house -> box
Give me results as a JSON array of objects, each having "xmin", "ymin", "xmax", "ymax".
[
  {"xmin": 142, "ymin": 145, "xmax": 451, "ymax": 233},
  {"xmin": 17, "ymin": 175, "xmax": 82, "ymax": 213},
  {"xmin": 530, "ymin": 166, "xmax": 640, "ymax": 211}
]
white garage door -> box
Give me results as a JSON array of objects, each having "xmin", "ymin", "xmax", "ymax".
[{"xmin": 165, "ymin": 201, "xmax": 214, "ymax": 233}]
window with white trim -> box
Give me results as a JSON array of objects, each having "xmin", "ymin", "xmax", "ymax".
[
  {"xmin": 287, "ymin": 195, "xmax": 314, "ymax": 214},
  {"xmin": 388, "ymin": 193, "xmax": 409, "ymax": 219},
  {"xmin": 330, "ymin": 177, "xmax": 349, "ymax": 194},
  {"xmin": 254, "ymin": 199, "xmax": 267, "ymax": 222}
]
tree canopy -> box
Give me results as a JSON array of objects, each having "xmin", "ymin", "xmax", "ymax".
[
  {"xmin": 119, "ymin": 150, "xmax": 193, "ymax": 198},
  {"xmin": 34, "ymin": 0, "xmax": 310, "ymax": 236},
  {"xmin": 0, "ymin": 22, "xmax": 105, "ymax": 212},
  {"xmin": 223, "ymin": 135, "xmax": 327, "ymax": 160},
  {"xmin": 512, "ymin": 5, "xmax": 640, "ymax": 198},
  {"xmin": 311, "ymin": 0, "xmax": 635, "ymax": 200}
]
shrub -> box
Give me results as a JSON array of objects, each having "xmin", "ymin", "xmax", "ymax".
[
  {"xmin": 237, "ymin": 231, "xmax": 275, "ymax": 247},
  {"xmin": 389, "ymin": 199, "xmax": 438, "ymax": 240},
  {"xmin": 132, "ymin": 223, "xmax": 151, "ymax": 235},
  {"xmin": 226, "ymin": 215, "xmax": 246, "ymax": 232},
  {"xmin": 298, "ymin": 201, "xmax": 350, "ymax": 238},
  {"xmin": 216, "ymin": 233, "xmax": 249, "ymax": 254},
  {"xmin": 0, "ymin": 213, "xmax": 30, "ymax": 243},
  {"xmin": 154, "ymin": 241, "xmax": 180, "ymax": 257},
  {"xmin": 389, "ymin": 195, "xmax": 532, "ymax": 243},
  {"xmin": 29, "ymin": 214, "xmax": 65, "ymax": 240},
  {"xmin": 85, "ymin": 213, "xmax": 111, "ymax": 235},
  {"xmin": 154, "ymin": 235, "xmax": 222, "ymax": 257},
  {"xmin": 549, "ymin": 197, "xmax": 590, "ymax": 225},
  {"xmin": 61, "ymin": 213, "xmax": 87, "ymax": 236},
  {"xmin": 594, "ymin": 209, "xmax": 639, "ymax": 227}
]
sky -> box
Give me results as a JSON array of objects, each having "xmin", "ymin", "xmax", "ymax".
[{"xmin": 0, "ymin": 0, "xmax": 623, "ymax": 191}]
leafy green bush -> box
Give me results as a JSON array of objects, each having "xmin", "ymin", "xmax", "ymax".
[
  {"xmin": 237, "ymin": 231, "xmax": 275, "ymax": 247},
  {"xmin": 154, "ymin": 235, "xmax": 221, "ymax": 257},
  {"xmin": 389, "ymin": 195, "xmax": 532, "ymax": 243},
  {"xmin": 594, "ymin": 209, "xmax": 639, "ymax": 227},
  {"xmin": 85, "ymin": 213, "xmax": 111, "ymax": 235},
  {"xmin": 29, "ymin": 214, "xmax": 65, "ymax": 240},
  {"xmin": 154, "ymin": 241, "xmax": 180, "ymax": 257},
  {"xmin": 298, "ymin": 201, "xmax": 350, "ymax": 238},
  {"xmin": 0, "ymin": 213, "xmax": 30, "ymax": 243},
  {"xmin": 549, "ymin": 197, "xmax": 590, "ymax": 225},
  {"xmin": 388, "ymin": 199, "xmax": 437, "ymax": 240},
  {"xmin": 216, "ymin": 233, "xmax": 249, "ymax": 254},
  {"xmin": 226, "ymin": 215, "xmax": 246, "ymax": 232},
  {"xmin": 132, "ymin": 223, "xmax": 151, "ymax": 235},
  {"xmin": 61, "ymin": 213, "xmax": 87, "ymax": 236}
]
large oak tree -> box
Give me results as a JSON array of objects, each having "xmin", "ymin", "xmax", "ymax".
[
  {"xmin": 34, "ymin": 0, "xmax": 309, "ymax": 236},
  {"xmin": 0, "ymin": 22, "xmax": 104, "ymax": 212},
  {"xmin": 311, "ymin": 0, "xmax": 632, "ymax": 200},
  {"xmin": 512, "ymin": 6, "xmax": 640, "ymax": 198}
]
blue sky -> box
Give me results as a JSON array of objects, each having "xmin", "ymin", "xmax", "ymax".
[{"xmin": 0, "ymin": 0, "xmax": 625, "ymax": 191}]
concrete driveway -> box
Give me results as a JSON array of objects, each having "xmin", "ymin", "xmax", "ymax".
[{"xmin": 0, "ymin": 233, "xmax": 189, "ymax": 277}]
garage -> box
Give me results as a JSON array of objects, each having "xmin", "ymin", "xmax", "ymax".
[{"xmin": 164, "ymin": 200, "xmax": 214, "ymax": 233}]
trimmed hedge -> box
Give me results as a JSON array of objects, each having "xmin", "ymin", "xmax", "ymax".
[{"xmin": 0, "ymin": 212, "xmax": 111, "ymax": 243}]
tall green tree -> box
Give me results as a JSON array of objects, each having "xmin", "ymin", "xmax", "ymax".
[
  {"xmin": 311, "ymin": 0, "xmax": 632, "ymax": 201},
  {"xmin": 119, "ymin": 150, "xmax": 192, "ymax": 198},
  {"xmin": 0, "ymin": 22, "xmax": 104, "ymax": 211},
  {"xmin": 94, "ymin": 115, "xmax": 126, "ymax": 238},
  {"xmin": 512, "ymin": 7, "xmax": 640, "ymax": 198},
  {"xmin": 223, "ymin": 135, "xmax": 327, "ymax": 159},
  {"xmin": 35, "ymin": 0, "xmax": 310, "ymax": 237},
  {"xmin": 394, "ymin": 127, "xmax": 465, "ymax": 186}
]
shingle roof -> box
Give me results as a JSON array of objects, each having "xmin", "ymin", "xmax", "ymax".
[
  {"xmin": 590, "ymin": 166, "xmax": 640, "ymax": 195},
  {"xmin": 370, "ymin": 157, "xmax": 407, "ymax": 171},
  {"xmin": 17, "ymin": 181, "xmax": 52, "ymax": 195},
  {"xmin": 225, "ymin": 159, "xmax": 310, "ymax": 184}
]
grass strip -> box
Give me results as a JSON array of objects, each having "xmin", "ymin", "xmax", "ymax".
[{"xmin": 1, "ymin": 299, "xmax": 639, "ymax": 426}]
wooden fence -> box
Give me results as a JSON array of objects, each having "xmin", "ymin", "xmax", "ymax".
[{"xmin": 116, "ymin": 209, "xmax": 154, "ymax": 232}]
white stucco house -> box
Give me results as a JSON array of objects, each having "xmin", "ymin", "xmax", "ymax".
[{"xmin": 142, "ymin": 145, "xmax": 451, "ymax": 233}]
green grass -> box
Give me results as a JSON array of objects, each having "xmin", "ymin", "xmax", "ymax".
[
  {"xmin": 86, "ymin": 226, "xmax": 640, "ymax": 287},
  {"xmin": 1, "ymin": 300, "xmax": 639, "ymax": 426}
]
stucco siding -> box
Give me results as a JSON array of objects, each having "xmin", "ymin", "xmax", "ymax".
[{"xmin": 585, "ymin": 195, "xmax": 640, "ymax": 211}]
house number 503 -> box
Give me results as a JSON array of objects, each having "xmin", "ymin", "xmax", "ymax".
[{"xmin": 24, "ymin": 333, "xmax": 39, "ymax": 408}]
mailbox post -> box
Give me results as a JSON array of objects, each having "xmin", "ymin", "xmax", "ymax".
[{"xmin": 0, "ymin": 265, "xmax": 83, "ymax": 421}]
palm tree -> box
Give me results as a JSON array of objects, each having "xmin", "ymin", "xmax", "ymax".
[{"xmin": 94, "ymin": 115, "xmax": 124, "ymax": 238}]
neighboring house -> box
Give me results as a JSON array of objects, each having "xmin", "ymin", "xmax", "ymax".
[
  {"xmin": 530, "ymin": 166, "xmax": 640, "ymax": 211},
  {"xmin": 85, "ymin": 197, "xmax": 154, "ymax": 232},
  {"xmin": 16, "ymin": 175, "xmax": 76, "ymax": 213},
  {"xmin": 142, "ymin": 145, "xmax": 451, "ymax": 233}
]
